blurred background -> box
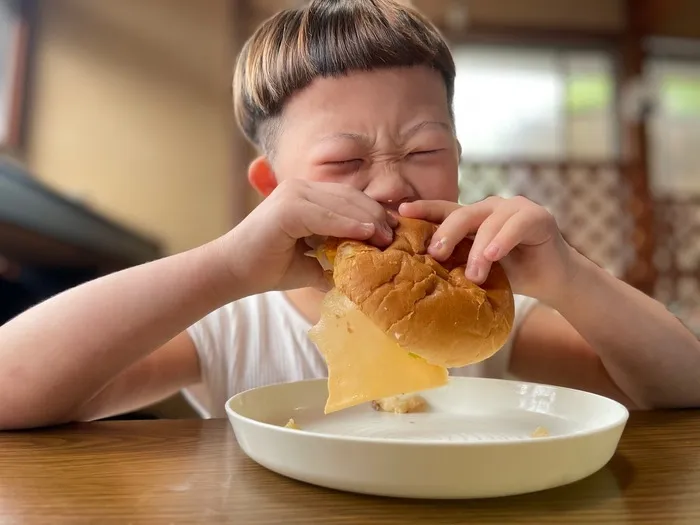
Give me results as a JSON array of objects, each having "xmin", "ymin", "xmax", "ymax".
[{"xmin": 0, "ymin": 0, "xmax": 699, "ymax": 416}]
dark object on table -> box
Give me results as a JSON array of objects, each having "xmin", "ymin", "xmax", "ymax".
[{"xmin": 0, "ymin": 159, "xmax": 185, "ymax": 420}]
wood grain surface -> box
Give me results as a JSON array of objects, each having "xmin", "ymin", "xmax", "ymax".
[{"xmin": 1, "ymin": 411, "xmax": 699, "ymax": 524}]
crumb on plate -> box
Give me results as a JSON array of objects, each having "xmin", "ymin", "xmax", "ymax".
[
  {"xmin": 531, "ymin": 426, "xmax": 549, "ymax": 438},
  {"xmin": 371, "ymin": 394, "xmax": 427, "ymax": 414},
  {"xmin": 284, "ymin": 418, "xmax": 300, "ymax": 430}
]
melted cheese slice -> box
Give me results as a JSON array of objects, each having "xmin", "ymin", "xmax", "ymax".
[{"xmin": 309, "ymin": 289, "xmax": 448, "ymax": 414}]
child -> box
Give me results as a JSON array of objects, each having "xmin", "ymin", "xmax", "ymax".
[{"xmin": 0, "ymin": 0, "xmax": 698, "ymax": 429}]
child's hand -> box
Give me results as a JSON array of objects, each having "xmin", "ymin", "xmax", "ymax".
[
  {"xmin": 222, "ymin": 180, "xmax": 397, "ymax": 294},
  {"xmin": 399, "ymin": 196, "xmax": 580, "ymax": 304}
]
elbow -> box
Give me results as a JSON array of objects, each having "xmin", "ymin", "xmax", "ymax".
[
  {"xmin": 0, "ymin": 367, "xmax": 87, "ymax": 430},
  {"xmin": 0, "ymin": 389, "xmax": 77, "ymax": 431},
  {"xmin": 0, "ymin": 408, "xmax": 75, "ymax": 431},
  {"xmin": 626, "ymin": 388, "xmax": 700, "ymax": 411}
]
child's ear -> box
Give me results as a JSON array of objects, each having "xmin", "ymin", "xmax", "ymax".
[{"xmin": 248, "ymin": 156, "xmax": 278, "ymax": 197}]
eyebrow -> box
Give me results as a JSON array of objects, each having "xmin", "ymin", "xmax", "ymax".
[
  {"xmin": 401, "ymin": 120, "xmax": 452, "ymax": 139},
  {"xmin": 319, "ymin": 132, "xmax": 372, "ymax": 146},
  {"xmin": 319, "ymin": 121, "xmax": 452, "ymax": 145}
]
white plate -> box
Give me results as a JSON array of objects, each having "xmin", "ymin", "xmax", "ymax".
[{"xmin": 226, "ymin": 377, "xmax": 628, "ymax": 499}]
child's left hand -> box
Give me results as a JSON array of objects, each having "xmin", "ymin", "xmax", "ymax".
[{"xmin": 399, "ymin": 196, "xmax": 581, "ymax": 305}]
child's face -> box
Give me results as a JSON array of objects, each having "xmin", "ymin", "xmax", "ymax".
[{"xmin": 270, "ymin": 66, "xmax": 460, "ymax": 208}]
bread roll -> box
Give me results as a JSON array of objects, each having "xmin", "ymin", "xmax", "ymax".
[{"xmin": 317, "ymin": 216, "xmax": 515, "ymax": 368}]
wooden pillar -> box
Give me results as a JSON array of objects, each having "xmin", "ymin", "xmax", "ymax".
[
  {"xmin": 4, "ymin": 0, "xmax": 37, "ymax": 155},
  {"xmin": 619, "ymin": 0, "xmax": 656, "ymax": 295}
]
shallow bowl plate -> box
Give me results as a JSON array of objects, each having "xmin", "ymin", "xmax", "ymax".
[{"xmin": 226, "ymin": 377, "xmax": 628, "ymax": 499}]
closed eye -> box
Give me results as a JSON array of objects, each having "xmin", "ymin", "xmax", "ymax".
[
  {"xmin": 407, "ymin": 149, "xmax": 442, "ymax": 157},
  {"xmin": 328, "ymin": 159, "xmax": 363, "ymax": 165},
  {"xmin": 323, "ymin": 159, "xmax": 364, "ymax": 173}
]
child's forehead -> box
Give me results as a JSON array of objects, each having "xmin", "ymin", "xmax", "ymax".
[{"xmin": 280, "ymin": 68, "xmax": 451, "ymax": 127}]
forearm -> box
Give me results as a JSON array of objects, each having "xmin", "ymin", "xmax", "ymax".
[
  {"xmin": 551, "ymin": 252, "xmax": 700, "ymax": 409},
  {"xmin": 0, "ymin": 237, "xmax": 240, "ymax": 427}
]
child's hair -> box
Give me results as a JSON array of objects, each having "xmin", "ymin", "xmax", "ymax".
[{"xmin": 233, "ymin": 0, "xmax": 455, "ymax": 154}]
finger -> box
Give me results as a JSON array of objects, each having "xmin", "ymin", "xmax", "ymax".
[
  {"xmin": 385, "ymin": 208, "xmax": 400, "ymax": 228},
  {"xmin": 466, "ymin": 209, "xmax": 519, "ymax": 284},
  {"xmin": 282, "ymin": 201, "xmax": 375, "ymax": 241},
  {"xmin": 426, "ymin": 204, "xmax": 495, "ymax": 261},
  {"xmin": 482, "ymin": 213, "xmax": 528, "ymax": 263},
  {"xmin": 317, "ymin": 182, "xmax": 397, "ymax": 230},
  {"xmin": 483, "ymin": 208, "xmax": 550, "ymax": 263},
  {"xmin": 319, "ymin": 182, "xmax": 398, "ymax": 228},
  {"xmin": 306, "ymin": 185, "xmax": 394, "ymax": 244},
  {"xmin": 304, "ymin": 189, "xmax": 378, "ymax": 225},
  {"xmin": 399, "ymin": 200, "xmax": 462, "ymax": 223},
  {"xmin": 385, "ymin": 208, "xmax": 399, "ymax": 228}
]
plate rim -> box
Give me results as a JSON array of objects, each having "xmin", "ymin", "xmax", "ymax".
[{"xmin": 225, "ymin": 376, "xmax": 630, "ymax": 448}]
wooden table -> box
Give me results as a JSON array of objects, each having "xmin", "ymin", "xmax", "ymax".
[{"xmin": 1, "ymin": 412, "xmax": 699, "ymax": 524}]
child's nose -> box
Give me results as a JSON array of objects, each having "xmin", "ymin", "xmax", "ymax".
[{"xmin": 363, "ymin": 163, "xmax": 417, "ymax": 209}]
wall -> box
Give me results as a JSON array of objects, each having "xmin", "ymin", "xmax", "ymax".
[
  {"xmin": 26, "ymin": 0, "xmax": 251, "ymax": 255},
  {"xmin": 418, "ymin": 0, "xmax": 624, "ymax": 32},
  {"xmin": 648, "ymin": 0, "xmax": 700, "ymax": 39},
  {"xmin": 251, "ymin": 0, "xmax": 625, "ymax": 33}
]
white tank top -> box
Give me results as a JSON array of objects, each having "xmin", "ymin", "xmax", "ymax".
[{"xmin": 183, "ymin": 291, "xmax": 537, "ymax": 418}]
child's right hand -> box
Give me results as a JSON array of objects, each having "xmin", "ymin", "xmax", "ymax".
[{"xmin": 219, "ymin": 180, "xmax": 397, "ymax": 294}]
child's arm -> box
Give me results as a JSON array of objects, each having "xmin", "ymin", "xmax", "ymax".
[
  {"xmin": 0, "ymin": 242, "xmax": 235, "ymax": 429},
  {"xmin": 512, "ymin": 253, "xmax": 700, "ymax": 409},
  {"xmin": 0, "ymin": 179, "xmax": 394, "ymax": 430},
  {"xmin": 71, "ymin": 332, "xmax": 201, "ymax": 422}
]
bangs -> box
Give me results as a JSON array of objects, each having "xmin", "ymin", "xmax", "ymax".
[{"xmin": 234, "ymin": 0, "xmax": 455, "ymax": 148}]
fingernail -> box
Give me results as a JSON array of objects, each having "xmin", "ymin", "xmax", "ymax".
[
  {"xmin": 431, "ymin": 237, "xmax": 447, "ymax": 252},
  {"xmin": 361, "ymin": 222, "xmax": 375, "ymax": 234},
  {"xmin": 485, "ymin": 244, "xmax": 500, "ymax": 260}
]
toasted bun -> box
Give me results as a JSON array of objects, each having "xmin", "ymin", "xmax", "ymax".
[{"xmin": 317, "ymin": 217, "xmax": 515, "ymax": 368}]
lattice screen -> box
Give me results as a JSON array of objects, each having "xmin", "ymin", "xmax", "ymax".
[
  {"xmin": 459, "ymin": 162, "xmax": 636, "ymax": 278},
  {"xmin": 654, "ymin": 197, "xmax": 700, "ymax": 336},
  {"xmin": 459, "ymin": 162, "xmax": 700, "ymax": 336}
]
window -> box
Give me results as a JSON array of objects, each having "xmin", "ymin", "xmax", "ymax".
[
  {"xmin": 453, "ymin": 45, "xmax": 617, "ymax": 162},
  {"xmin": 648, "ymin": 59, "xmax": 700, "ymax": 197},
  {"xmin": 452, "ymin": 45, "xmax": 617, "ymax": 203}
]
